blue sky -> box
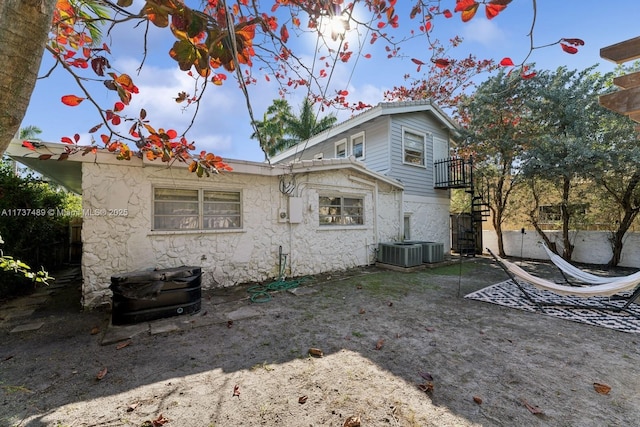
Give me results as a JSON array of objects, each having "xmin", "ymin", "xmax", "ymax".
[{"xmin": 20, "ymin": 1, "xmax": 640, "ymax": 163}]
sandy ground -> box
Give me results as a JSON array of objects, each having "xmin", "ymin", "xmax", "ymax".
[{"xmin": 1, "ymin": 256, "xmax": 639, "ymax": 427}]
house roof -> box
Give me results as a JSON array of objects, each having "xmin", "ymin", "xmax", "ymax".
[
  {"xmin": 269, "ymin": 100, "xmax": 459, "ymax": 163},
  {"xmin": 6, "ymin": 139, "xmax": 403, "ymax": 195}
]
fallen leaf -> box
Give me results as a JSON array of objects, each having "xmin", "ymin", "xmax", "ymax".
[
  {"xmin": 152, "ymin": 413, "xmax": 169, "ymax": 426},
  {"xmin": 90, "ymin": 327, "xmax": 100, "ymax": 335},
  {"xmin": 521, "ymin": 398, "xmax": 544, "ymax": 415},
  {"xmin": 343, "ymin": 415, "xmax": 361, "ymax": 427},
  {"xmin": 359, "ymin": 308, "xmax": 366, "ymax": 314},
  {"xmin": 227, "ymin": 320, "xmax": 233, "ymax": 328},
  {"xmin": 116, "ymin": 340, "xmax": 131, "ymax": 350},
  {"xmin": 388, "ymin": 301, "xmax": 393, "ymax": 306},
  {"xmin": 473, "ymin": 395, "xmax": 483, "ymax": 404},
  {"xmin": 418, "ymin": 371, "xmax": 433, "ymax": 381},
  {"xmin": 417, "ymin": 381, "xmax": 434, "ymax": 393},
  {"xmin": 593, "ymin": 382, "xmax": 612, "ymax": 395},
  {"xmin": 356, "ymin": 285, "xmax": 362, "ymax": 290},
  {"xmin": 298, "ymin": 395, "xmax": 308, "ymax": 404},
  {"xmin": 96, "ymin": 367, "xmax": 108, "ymax": 380},
  {"xmin": 375, "ymin": 339, "xmax": 384, "ymax": 350},
  {"xmin": 309, "ymin": 348, "xmax": 324, "ymax": 357},
  {"xmin": 233, "ymin": 384, "xmax": 240, "ymax": 397},
  {"xmin": 126, "ymin": 402, "xmax": 139, "ymax": 412}
]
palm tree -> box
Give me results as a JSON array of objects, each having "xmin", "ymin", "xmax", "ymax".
[
  {"xmin": 252, "ymin": 98, "xmax": 338, "ymax": 158},
  {"xmin": 281, "ymin": 98, "xmax": 337, "ymax": 148},
  {"xmin": 10, "ymin": 126, "xmax": 43, "ymax": 175},
  {"xmin": 19, "ymin": 125, "xmax": 42, "ymax": 140},
  {"xmin": 251, "ymin": 99, "xmax": 292, "ymax": 158}
]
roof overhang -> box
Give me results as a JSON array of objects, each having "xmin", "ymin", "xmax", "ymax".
[
  {"xmin": 6, "ymin": 140, "xmax": 403, "ymax": 195},
  {"xmin": 7, "ymin": 139, "xmax": 83, "ymax": 194}
]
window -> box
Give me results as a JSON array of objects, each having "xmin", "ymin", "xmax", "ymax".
[
  {"xmin": 403, "ymin": 128, "xmax": 428, "ymax": 166},
  {"xmin": 153, "ymin": 187, "xmax": 241, "ymax": 230},
  {"xmin": 351, "ymin": 132, "xmax": 365, "ymax": 160},
  {"xmin": 335, "ymin": 139, "xmax": 347, "ymax": 158},
  {"xmin": 319, "ymin": 196, "xmax": 364, "ymax": 226}
]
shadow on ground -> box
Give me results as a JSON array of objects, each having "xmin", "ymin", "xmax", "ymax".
[{"xmin": 1, "ymin": 257, "xmax": 639, "ymax": 426}]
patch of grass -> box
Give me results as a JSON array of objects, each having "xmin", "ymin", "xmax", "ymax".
[
  {"xmin": 1, "ymin": 385, "xmax": 32, "ymax": 394},
  {"xmin": 352, "ymin": 272, "xmax": 414, "ymax": 298},
  {"xmin": 425, "ymin": 262, "xmax": 477, "ymax": 276},
  {"xmin": 351, "ymin": 331, "xmax": 364, "ymax": 338}
]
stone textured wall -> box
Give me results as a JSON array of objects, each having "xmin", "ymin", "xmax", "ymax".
[
  {"xmin": 81, "ymin": 162, "xmax": 402, "ymax": 308},
  {"xmin": 403, "ymin": 194, "xmax": 451, "ymax": 248}
]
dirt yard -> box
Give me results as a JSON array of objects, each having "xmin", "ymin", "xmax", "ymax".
[{"xmin": 1, "ymin": 257, "xmax": 639, "ymax": 427}]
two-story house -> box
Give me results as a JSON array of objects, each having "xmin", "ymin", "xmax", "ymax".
[{"xmin": 270, "ymin": 100, "xmax": 458, "ymax": 249}]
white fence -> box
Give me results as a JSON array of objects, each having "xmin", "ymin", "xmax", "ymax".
[{"xmin": 482, "ymin": 230, "xmax": 640, "ymax": 268}]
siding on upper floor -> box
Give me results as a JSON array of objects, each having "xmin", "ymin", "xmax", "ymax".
[
  {"xmin": 274, "ymin": 109, "xmax": 451, "ymax": 200},
  {"xmin": 387, "ymin": 111, "xmax": 450, "ymax": 199}
]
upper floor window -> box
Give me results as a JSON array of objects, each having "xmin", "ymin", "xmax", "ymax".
[
  {"xmin": 351, "ymin": 132, "xmax": 365, "ymax": 160},
  {"xmin": 153, "ymin": 187, "xmax": 241, "ymax": 230},
  {"xmin": 319, "ymin": 196, "xmax": 364, "ymax": 226},
  {"xmin": 403, "ymin": 128, "xmax": 428, "ymax": 167},
  {"xmin": 335, "ymin": 139, "xmax": 347, "ymax": 158}
]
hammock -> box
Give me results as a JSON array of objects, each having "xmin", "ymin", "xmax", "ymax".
[
  {"xmin": 541, "ymin": 243, "xmax": 637, "ymax": 285},
  {"xmin": 487, "ymin": 249, "xmax": 640, "ymax": 317}
]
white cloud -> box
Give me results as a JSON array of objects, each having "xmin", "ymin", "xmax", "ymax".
[{"xmin": 460, "ymin": 18, "xmax": 505, "ymax": 47}]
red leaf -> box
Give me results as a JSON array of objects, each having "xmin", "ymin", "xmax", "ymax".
[
  {"xmin": 280, "ymin": 24, "xmax": 289, "ymax": 43},
  {"xmin": 57, "ymin": 152, "xmax": 69, "ymax": 161},
  {"xmin": 485, "ymin": 1, "xmax": 509, "ymax": 20},
  {"xmin": 61, "ymin": 95, "xmax": 85, "ymax": 106},
  {"xmin": 434, "ymin": 58, "xmax": 451, "ymax": 69},
  {"xmin": 500, "ymin": 57, "xmax": 515, "ymax": 67},
  {"xmin": 560, "ymin": 43, "xmax": 578, "ymax": 54},
  {"xmin": 455, "ymin": 0, "xmax": 479, "ymax": 22},
  {"xmin": 411, "ymin": 58, "xmax": 426, "ymax": 65},
  {"xmin": 443, "ymin": 9, "xmax": 453, "ymax": 18},
  {"xmin": 38, "ymin": 154, "xmax": 52, "ymax": 160},
  {"xmin": 562, "ymin": 38, "xmax": 585, "ymax": 46},
  {"xmin": 22, "ymin": 141, "xmax": 36, "ymax": 151},
  {"xmin": 114, "ymin": 102, "xmax": 125, "ymax": 112},
  {"xmin": 61, "ymin": 137, "xmax": 74, "ymax": 144}
]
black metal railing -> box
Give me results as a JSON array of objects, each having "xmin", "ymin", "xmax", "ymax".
[{"xmin": 434, "ymin": 156, "xmax": 473, "ymax": 189}]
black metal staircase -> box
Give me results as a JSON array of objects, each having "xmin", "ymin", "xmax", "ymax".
[{"xmin": 434, "ymin": 156, "xmax": 490, "ymax": 256}]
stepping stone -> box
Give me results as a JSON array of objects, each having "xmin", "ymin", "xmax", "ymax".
[
  {"xmin": 101, "ymin": 323, "xmax": 148, "ymax": 345},
  {"xmin": 288, "ymin": 287, "xmax": 318, "ymax": 296},
  {"xmin": 150, "ymin": 322, "xmax": 180, "ymax": 335},
  {"xmin": 11, "ymin": 322, "xmax": 45, "ymax": 333},
  {"xmin": 226, "ymin": 306, "xmax": 261, "ymax": 321}
]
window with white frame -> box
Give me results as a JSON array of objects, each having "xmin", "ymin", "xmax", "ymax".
[
  {"xmin": 403, "ymin": 128, "xmax": 428, "ymax": 166},
  {"xmin": 319, "ymin": 196, "xmax": 364, "ymax": 226},
  {"xmin": 335, "ymin": 139, "xmax": 347, "ymax": 158},
  {"xmin": 153, "ymin": 187, "xmax": 241, "ymax": 230},
  {"xmin": 351, "ymin": 132, "xmax": 365, "ymax": 159}
]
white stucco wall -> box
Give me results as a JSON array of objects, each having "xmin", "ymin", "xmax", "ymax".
[
  {"xmin": 80, "ymin": 162, "xmax": 402, "ymax": 307},
  {"xmin": 402, "ymin": 194, "xmax": 451, "ymax": 249},
  {"xmin": 483, "ymin": 230, "xmax": 640, "ymax": 268}
]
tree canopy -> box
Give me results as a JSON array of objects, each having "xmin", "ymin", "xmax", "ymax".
[{"xmin": 0, "ymin": 0, "xmax": 585, "ymax": 175}]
